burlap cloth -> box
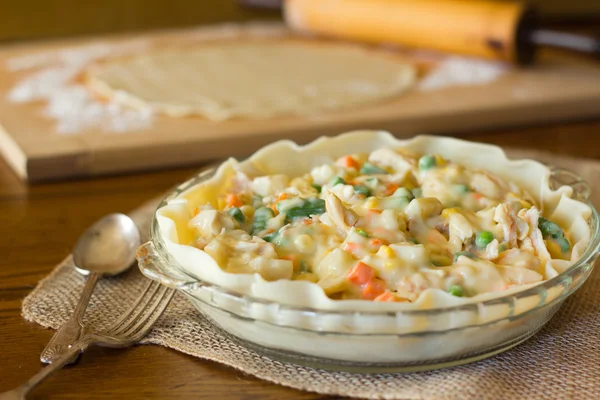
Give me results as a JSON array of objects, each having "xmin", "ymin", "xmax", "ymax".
[{"xmin": 22, "ymin": 148, "xmax": 600, "ymax": 400}]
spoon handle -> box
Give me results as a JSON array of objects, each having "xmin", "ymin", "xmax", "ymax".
[{"xmin": 40, "ymin": 272, "xmax": 101, "ymax": 364}]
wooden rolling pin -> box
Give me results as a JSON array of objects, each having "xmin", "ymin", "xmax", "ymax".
[{"xmin": 241, "ymin": 0, "xmax": 600, "ymax": 65}]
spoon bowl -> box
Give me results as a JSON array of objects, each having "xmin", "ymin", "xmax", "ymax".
[{"xmin": 73, "ymin": 213, "xmax": 141, "ymax": 276}]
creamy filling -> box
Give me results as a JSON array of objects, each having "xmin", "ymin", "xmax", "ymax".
[{"xmin": 188, "ymin": 149, "xmax": 573, "ymax": 302}]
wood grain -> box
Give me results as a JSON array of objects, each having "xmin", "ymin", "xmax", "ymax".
[
  {"xmin": 0, "ymin": 0, "xmax": 278, "ymax": 41},
  {"xmin": 1, "ymin": 23, "xmax": 600, "ymax": 182},
  {"xmin": 0, "ymin": 0, "xmax": 598, "ymax": 42},
  {"xmin": 0, "ymin": 121, "xmax": 599, "ymax": 399}
]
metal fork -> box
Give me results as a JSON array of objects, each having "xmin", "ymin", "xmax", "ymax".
[{"xmin": 0, "ymin": 280, "xmax": 175, "ymax": 400}]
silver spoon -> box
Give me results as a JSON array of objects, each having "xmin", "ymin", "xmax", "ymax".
[{"xmin": 40, "ymin": 213, "xmax": 141, "ymax": 364}]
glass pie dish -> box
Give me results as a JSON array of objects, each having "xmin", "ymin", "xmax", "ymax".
[{"xmin": 137, "ymin": 139, "xmax": 600, "ymax": 373}]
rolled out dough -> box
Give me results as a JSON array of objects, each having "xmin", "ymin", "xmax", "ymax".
[{"xmin": 85, "ymin": 40, "xmax": 416, "ymax": 121}]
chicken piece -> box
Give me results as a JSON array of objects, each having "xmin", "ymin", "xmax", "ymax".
[
  {"xmin": 420, "ymin": 176, "xmax": 454, "ymax": 206},
  {"xmin": 361, "ymin": 209, "xmax": 407, "ymax": 244},
  {"xmin": 189, "ymin": 209, "xmax": 236, "ymax": 238},
  {"xmin": 519, "ymin": 237, "xmax": 535, "ymax": 254},
  {"xmin": 325, "ymin": 193, "xmax": 358, "ymax": 237},
  {"xmin": 327, "ymin": 183, "xmax": 361, "ymax": 204},
  {"xmin": 250, "ymin": 174, "xmax": 290, "ymax": 196},
  {"xmin": 471, "ymin": 172, "xmax": 503, "ymax": 199},
  {"xmin": 230, "ymin": 172, "xmax": 252, "ymax": 192},
  {"xmin": 498, "ymin": 265, "xmax": 544, "ymax": 285},
  {"xmin": 248, "ymin": 258, "xmax": 294, "ymax": 281},
  {"xmin": 450, "ymin": 258, "xmax": 507, "ymax": 293},
  {"xmin": 395, "ymin": 277, "xmax": 419, "ymax": 302},
  {"xmin": 314, "ymin": 248, "xmax": 355, "ymax": 295},
  {"xmin": 203, "ymin": 231, "xmax": 293, "ymax": 280},
  {"xmin": 484, "ymin": 239, "xmax": 500, "ymax": 261},
  {"xmin": 520, "ymin": 207, "xmax": 552, "ymax": 262},
  {"xmin": 407, "ymin": 219, "xmax": 449, "ymax": 255},
  {"xmin": 493, "ymin": 202, "xmax": 528, "ymax": 247},
  {"xmin": 495, "ymin": 248, "xmax": 542, "ymax": 272},
  {"xmin": 445, "ymin": 209, "xmax": 476, "ymax": 253},
  {"xmin": 288, "ymin": 176, "xmax": 318, "ymax": 197},
  {"xmin": 310, "ymin": 164, "xmax": 346, "ymax": 186},
  {"xmin": 368, "ymin": 148, "xmax": 414, "ymax": 177},
  {"xmin": 405, "ymin": 198, "xmax": 444, "ymax": 220}
]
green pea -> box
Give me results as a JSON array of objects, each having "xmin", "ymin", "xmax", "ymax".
[
  {"xmin": 475, "ymin": 231, "xmax": 494, "ymax": 248},
  {"xmin": 252, "ymin": 223, "xmax": 266, "ymax": 235},
  {"xmin": 538, "ymin": 217, "xmax": 563, "ymax": 238},
  {"xmin": 453, "ymin": 251, "xmax": 477, "ymax": 262},
  {"xmin": 330, "ymin": 176, "xmax": 346, "ymax": 186},
  {"xmin": 261, "ymin": 231, "xmax": 278, "ymax": 243},
  {"xmin": 307, "ymin": 197, "xmax": 324, "ymax": 207},
  {"xmin": 360, "ymin": 162, "xmax": 387, "ymax": 175},
  {"xmin": 353, "ymin": 185, "xmax": 371, "ymax": 197},
  {"xmin": 227, "ymin": 207, "xmax": 245, "ymax": 223},
  {"xmin": 555, "ymin": 237, "xmax": 571, "ymax": 253},
  {"xmin": 418, "ymin": 155, "xmax": 436, "ymax": 170},
  {"xmin": 254, "ymin": 206, "xmax": 274, "ymax": 221},
  {"xmin": 355, "ymin": 228, "xmax": 369, "ymax": 238},
  {"xmin": 311, "ymin": 183, "xmax": 322, "ymax": 193},
  {"xmin": 448, "ymin": 285, "xmax": 464, "ymax": 297},
  {"xmin": 284, "ymin": 197, "xmax": 326, "ymax": 220},
  {"xmin": 252, "ymin": 207, "xmax": 275, "ymax": 234}
]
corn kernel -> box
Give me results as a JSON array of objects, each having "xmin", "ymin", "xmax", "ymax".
[
  {"xmin": 240, "ymin": 205, "xmax": 254, "ymax": 219},
  {"xmin": 217, "ymin": 198, "xmax": 226, "ymax": 210},
  {"xmin": 545, "ymin": 239, "xmax": 565, "ymax": 260},
  {"xmin": 294, "ymin": 234, "xmax": 314, "ymax": 253},
  {"xmin": 364, "ymin": 198, "xmax": 380, "ymax": 209},
  {"xmin": 384, "ymin": 261, "xmax": 396, "ymax": 271},
  {"xmin": 442, "ymin": 208, "xmax": 458, "ymax": 218},
  {"xmin": 379, "ymin": 245, "xmax": 394, "ymax": 258},
  {"xmin": 435, "ymin": 155, "xmax": 447, "ymax": 166}
]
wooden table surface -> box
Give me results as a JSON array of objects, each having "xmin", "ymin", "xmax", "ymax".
[{"xmin": 0, "ymin": 121, "xmax": 599, "ymax": 399}]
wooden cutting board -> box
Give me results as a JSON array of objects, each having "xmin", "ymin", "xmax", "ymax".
[{"xmin": 1, "ymin": 23, "xmax": 599, "ymax": 182}]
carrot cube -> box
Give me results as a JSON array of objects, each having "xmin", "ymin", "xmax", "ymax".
[
  {"xmin": 276, "ymin": 193, "xmax": 288, "ymax": 202},
  {"xmin": 346, "ymin": 262, "xmax": 375, "ymax": 285},
  {"xmin": 384, "ymin": 183, "xmax": 399, "ymax": 196},
  {"xmin": 342, "ymin": 242, "xmax": 361, "ymax": 255},
  {"xmin": 226, "ymin": 193, "xmax": 243, "ymax": 208},
  {"xmin": 362, "ymin": 279, "xmax": 387, "ymax": 300},
  {"xmin": 369, "ymin": 238, "xmax": 384, "ymax": 250},
  {"xmin": 374, "ymin": 291, "xmax": 401, "ymax": 302},
  {"xmin": 342, "ymin": 155, "xmax": 360, "ymax": 170}
]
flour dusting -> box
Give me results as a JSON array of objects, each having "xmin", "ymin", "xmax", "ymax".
[
  {"xmin": 418, "ymin": 56, "xmax": 508, "ymax": 91},
  {"xmin": 6, "ymin": 35, "xmax": 509, "ymax": 134},
  {"xmin": 7, "ymin": 41, "xmax": 153, "ymax": 134}
]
